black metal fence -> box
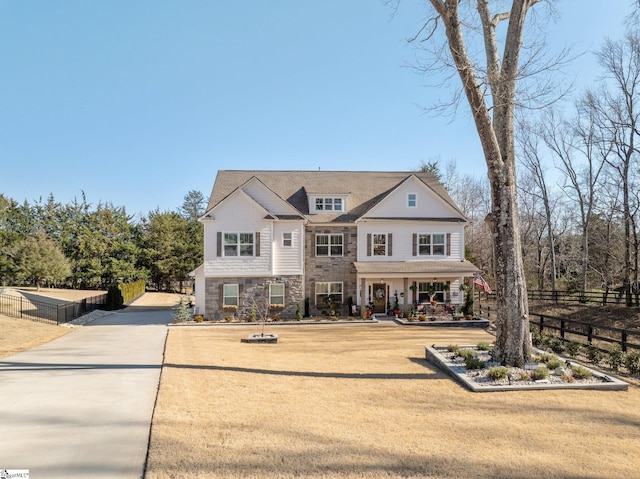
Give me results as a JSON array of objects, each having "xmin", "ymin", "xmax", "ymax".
[{"xmin": 0, "ymin": 292, "xmax": 107, "ymax": 325}]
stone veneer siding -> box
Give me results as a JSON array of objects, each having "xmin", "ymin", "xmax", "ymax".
[
  {"xmin": 204, "ymin": 275, "xmax": 304, "ymax": 320},
  {"xmin": 305, "ymin": 225, "xmax": 358, "ymax": 317}
]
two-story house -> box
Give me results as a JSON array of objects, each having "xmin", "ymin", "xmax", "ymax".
[{"xmin": 191, "ymin": 170, "xmax": 479, "ymax": 319}]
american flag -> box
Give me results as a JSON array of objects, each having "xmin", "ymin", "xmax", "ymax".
[{"xmin": 474, "ymin": 275, "xmax": 493, "ymax": 294}]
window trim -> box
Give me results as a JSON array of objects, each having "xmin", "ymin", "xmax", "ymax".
[
  {"xmin": 417, "ymin": 233, "xmax": 446, "ymax": 257},
  {"xmin": 223, "ymin": 232, "xmax": 255, "ymax": 257},
  {"xmin": 314, "ymin": 197, "xmax": 345, "ymax": 213},
  {"xmin": 269, "ymin": 283, "xmax": 285, "ymax": 306},
  {"xmin": 407, "ymin": 193, "xmax": 417, "ymax": 208},
  {"xmin": 222, "ymin": 284, "xmax": 239, "ymax": 307},
  {"xmin": 315, "ymin": 281, "xmax": 343, "ymax": 306},
  {"xmin": 282, "ymin": 232, "xmax": 292, "ymax": 247},
  {"xmin": 372, "ymin": 233, "xmax": 387, "ymax": 256},
  {"xmin": 315, "ymin": 233, "xmax": 344, "ymax": 257}
]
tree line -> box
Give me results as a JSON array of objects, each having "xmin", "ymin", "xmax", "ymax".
[{"xmin": 0, "ymin": 190, "xmax": 206, "ymax": 291}]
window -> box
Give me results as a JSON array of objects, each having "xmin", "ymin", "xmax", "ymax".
[
  {"xmin": 224, "ymin": 232, "xmax": 254, "ymax": 257},
  {"xmin": 315, "ymin": 282, "xmax": 343, "ymax": 305},
  {"xmin": 417, "ymin": 233, "xmax": 446, "ymax": 256},
  {"xmin": 269, "ymin": 283, "xmax": 285, "ymax": 306},
  {"xmin": 316, "ymin": 234, "xmax": 343, "ymax": 257},
  {"xmin": 408, "ymin": 193, "xmax": 417, "ymax": 207},
  {"xmin": 283, "ymin": 232, "xmax": 292, "ymax": 247},
  {"xmin": 373, "ymin": 234, "xmax": 387, "ymax": 256},
  {"xmin": 417, "ymin": 282, "xmax": 445, "ymax": 303},
  {"xmin": 223, "ymin": 284, "xmax": 239, "ymax": 307},
  {"xmin": 315, "ymin": 197, "xmax": 344, "ymax": 212}
]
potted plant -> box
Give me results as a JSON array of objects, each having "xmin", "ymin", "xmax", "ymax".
[{"xmin": 393, "ymin": 292, "xmax": 401, "ymax": 317}]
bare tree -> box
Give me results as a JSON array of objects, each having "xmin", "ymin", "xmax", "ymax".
[
  {"xmin": 594, "ymin": 30, "xmax": 640, "ymax": 306},
  {"xmin": 413, "ymin": 0, "xmax": 559, "ymax": 366}
]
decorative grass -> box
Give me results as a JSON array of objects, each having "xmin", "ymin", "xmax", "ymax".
[{"xmin": 146, "ymin": 325, "xmax": 640, "ymax": 479}]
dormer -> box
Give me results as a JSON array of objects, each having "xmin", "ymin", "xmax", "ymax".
[{"xmin": 306, "ymin": 192, "xmax": 350, "ymax": 214}]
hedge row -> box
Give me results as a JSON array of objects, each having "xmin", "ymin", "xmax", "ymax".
[{"xmin": 106, "ymin": 280, "xmax": 146, "ymax": 310}]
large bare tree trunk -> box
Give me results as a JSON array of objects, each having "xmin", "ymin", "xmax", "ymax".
[{"xmin": 428, "ymin": 0, "xmax": 535, "ymax": 366}]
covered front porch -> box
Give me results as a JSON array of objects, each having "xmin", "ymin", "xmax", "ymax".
[{"xmin": 353, "ymin": 260, "xmax": 480, "ymax": 316}]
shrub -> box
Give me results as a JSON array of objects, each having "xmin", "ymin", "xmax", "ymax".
[
  {"xmin": 572, "ymin": 365, "xmax": 593, "ymax": 380},
  {"xmin": 477, "ymin": 342, "xmax": 491, "ymax": 351},
  {"xmin": 173, "ymin": 302, "xmax": 191, "ymax": 323},
  {"xmin": 296, "ymin": 303, "xmax": 303, "ymax": 321},
  {"xmin": 607, "ymin": 345, "xmax": 625, "ymax": 371},
  {"xmin": 247, "ymin": 307, "xmax": 257, "ymax": 322},
  {"xmin": 562, "ymin": 373, "xmax": 576, "ymax": 383},
  {"xmin": 545, "ymin": 357, "xmax": 562, "ymax": 370},
  {"xmin": 465, "ymin": 356, "xmax": 485, "ymax": 370},
  {"xmin": 194, "ymin": 315, "xmax": 204, "ymax": 323},
  {"xmin": 530, "ymin": 328, "xmax": 542, "ymax": 347},
  {"xmin": 271, "ymin": 313, "xmax": 281, "ymax": 321},
  {"xmin": 519, "ymin": 371, "xmax": 531, "ymax": 381},
  {"xmin": 531, "ymin": 366, "xmax": 549, "ymax": 380},
  {"xmin": 225, "ymin": 315, "xmax": 235, "ymax": 322},
  {"xmin": 586, "ymin": 345, "xmax": 602, "ymax": 364},
  {"xmin": 566, "ymin": 341, "xmax": 582, "ymax": 357},
  {"xmin": 550, "ymin": 337, "xmax": 566, "ymax": 354},
  {"xmin": 458, "ymin": 349, "xmax": 476, "ymax": 362},
  {"xmin": 488, "ymin": 366, "xmax": 508, "ymax": 380},
  {"xmin": 446, "ymin": 344, "xmax": 459, "ymax": 353},
  {"xmin": 624, "ymin": 351, "xmax": 640, "ymax": 375}
]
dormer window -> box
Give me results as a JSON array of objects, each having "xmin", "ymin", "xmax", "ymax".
[{"xmin": 314, "ymin": 197, "xmax": 344, "ymax": 212}]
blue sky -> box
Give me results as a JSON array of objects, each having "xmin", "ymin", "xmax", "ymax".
[{"xmin": 0, "ymin": 0, "xmax": 634, "ymax": 218}]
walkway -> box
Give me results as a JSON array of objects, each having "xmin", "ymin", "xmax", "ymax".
[{"xmin": 0, "ymin": 298, "xmax": 173, "ymax": 478}]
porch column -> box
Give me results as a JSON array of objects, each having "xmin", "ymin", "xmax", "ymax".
[
  {"xmin": 360, "ymin": 277, "xmax": 367, "ymax": 319},
  {"xmin": 403, "ymin": 277, "xmax": 409, "ymax": 310}
]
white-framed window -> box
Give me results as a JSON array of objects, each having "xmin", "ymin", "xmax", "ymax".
[
  {"xmin": 314, "ymin": 197, "xmax": 344, "ymax": 212},
  {"xmin": 373, "ymin": 233, "xmax": 387, "ymax": 256},
  {"xmin": 408, "ymin": 193, "xmax": 417, "ymax": 207},
  {"xmin": 417, "ymin": 282, "xmax": 445, "ymax": 303},
  {"xmin": 316, "ymin": 234, "xmax": 343, "ymax": 257},
  {"xmin": 315, "ymin": 281, "xmax": 343, "ymax": 305},
  {"xmin": 269, "ymin": 283, "xmax": 285, "ymax": 306},
  {"xmin": 282, "ymin": 232, "xmax": 292, "ymax": 247},
  {"xmin": 223, "ymin": 284, "xmax": 239, "ymax": 306},
  {"xmin": 224, "ymin": 232, "xmax": 254, "ymax": 257},
  {"xmin": 417, "ymin": 233, "xmax": 446, "ymax": 256}
]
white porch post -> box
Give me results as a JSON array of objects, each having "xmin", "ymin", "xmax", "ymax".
[
  {"xmin": 403, "ymin": 277, "xmax": 408, "ymax": 310},
  {"xmin": 360, "ymin": 277, "xmax": 367, "ymax": 319}
]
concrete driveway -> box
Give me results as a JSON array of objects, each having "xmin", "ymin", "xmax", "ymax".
[{"xmin": 0, "ymin": 306, "xmax": 171, "ymax": 478}]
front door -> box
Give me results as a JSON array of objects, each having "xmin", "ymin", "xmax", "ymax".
[{"xmin": 372, "ymin": 283, "xmax": 386, "ymax": 313}]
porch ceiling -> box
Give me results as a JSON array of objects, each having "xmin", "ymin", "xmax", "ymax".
[{"xmin": 353, "ymin": 260, "xmax": 479, "ymax": 276}]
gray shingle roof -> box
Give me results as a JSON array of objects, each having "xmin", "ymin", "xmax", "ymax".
[{"xmin": 207, "ymin": 170, "xmax": 464, "ymax": 223}]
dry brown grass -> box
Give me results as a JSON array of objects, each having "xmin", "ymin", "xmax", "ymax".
[
  {"xmin": 0, "ymin": 314, "xmax": 70, "ymax": 358},
  {"xmin": 146, "ymin": 324, "xmax": 640, "ymax": 479}
]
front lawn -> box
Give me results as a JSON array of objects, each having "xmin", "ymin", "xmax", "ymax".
[{"xmin": 146, "ymin": 324, "xmax": 640, "ymax": 479}]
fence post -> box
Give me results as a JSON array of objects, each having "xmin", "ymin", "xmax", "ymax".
[
  {"xmin": 587, "ymin": 324, "xmax": 593, "ymax": 344},
  {"xmin": 539, "ymin": 315, "xmax": 544, "ymax": 333},
  {"xmin": 560, "ymin": 318, "xmax": 565, "ymax": 341},
  {"xmin": 487, "ymin": 305, "xmax": 490, "ymax": 319},
  {"xmin": 622, "ymin": 331, "xmax": 627, "ymax": 352}
]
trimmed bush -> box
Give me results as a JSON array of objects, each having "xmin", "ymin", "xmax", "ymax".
[
  {"xmin": 465, "ymin": 356, "xmax": 485, "ymax": 370},
  {"xmin": 105, "ymin": 279, "xmax": 146, "ymax": 310},
  {"xmin": 566, "ymin": 341, "xmax": 582, "ymax": 357},
  {"xmin": 624, "ymin": 351, "xmax": 640, "ymax": 375},
  {"xmin": 607, "ymin": 345, "xmax": 624, "ymax": 371},
  {"xmin": 458, "ymin": 349, "xmax": 476, "ymax": 362},
  {"xmin": 586, "ymin": 345, "xmax": 602, "ymax": 364},
  {"xmin": 477, "ymin": 342, "xmax": 491, "ymax": 351},
  {"xmin": 545, "ymin": 357, "xmax": 562, "ymax": 370}
]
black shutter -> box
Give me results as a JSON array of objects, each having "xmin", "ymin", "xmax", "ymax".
[
  {"xmin": 388, "ymin": 234, "xmax": 392, "ymax": 256},
  {"xmin": 367, "ymin": 233, "xmax": 371, "ymax": 256},
  {"xmin": 217, "ymin": 232, "xmax": 222, "ymax": 257},
  {"xmin": 412, "ymin": 233, "xmax": 417, "ymax": 256},
  {"xmin": 446, "ymin": 233, "xmax": 451, "ymax": 256},
  {"xmin": 255, "ymin": 232, "xmax": 260, "ymax": 256}
]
